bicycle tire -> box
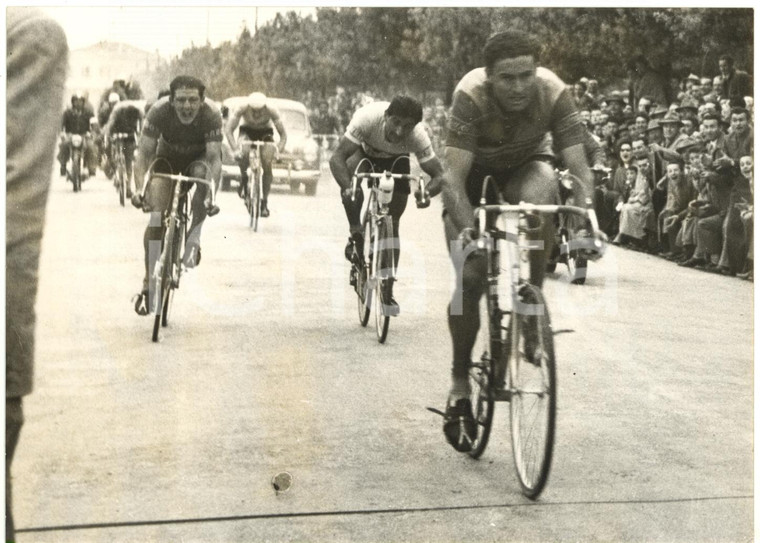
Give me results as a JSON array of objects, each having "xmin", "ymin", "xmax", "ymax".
[
  {"xmin": 152, "ymin": 224, "xmax": 174, "ymax": 342},
  {"xmin": 117, "ymin": 157, "xmax": 127, "ymax": 207},
  {"xmin": 162, "ymin": 218, "xmax": 185, "ymax": 327},
  {"xmin": 467, "ymin": 296, "xmax": 501, "ymax": 459},
  {"xmin": 72, "ymin": 154, "xmax": 81, "ymax": 192},
  {"xmin": 356, "ymin": 219, "xmax": 372, "ymax": 327},
  {"xmin": 509, "ymin": 283, "xmax": 556, "ymax": 500},
  {"xmin": 374, "ymin": 216, "xmax": 392, "ymax": 343},
  {"xmin": 250, "ymin": 167, "xmax": 261, "ymax": 231}
]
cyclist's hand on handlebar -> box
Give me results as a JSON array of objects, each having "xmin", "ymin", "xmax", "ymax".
[
  {"xmin": 130, "ymin": 193, "xmax": 144, "ymax": 210},
  {"xmin": 426, "ymin": 175, "xmax": 444, "ymax": 198},
  {"xmin": 341, "ymin": 186, "xmax": 355, "ymax": 202},
  {"xmin": 414, "ymin": 189, "xmax": 431, "ymax": 209},
  {"xmin": 574, "ymin": 227, "xmax": 607, "ymax": 261}
]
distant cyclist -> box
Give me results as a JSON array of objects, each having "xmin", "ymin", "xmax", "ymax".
[
  {"xmin": 224, "ymin": 92, "xmax": 287, "ymax": 217},
  {"xmin": 103, "ymin": 99, "xmax": 144, "ymax": 195},
  {"xmin": 58, "ymin": 92, "xmax": 97, "ymax": 178},
  {"xmin": 330, "ymin": 95, "xmax": 445, "ymax": 314},
  {"xmin": 131, "ymin": 75, "xmax": 221, "ymax": 315},
  {"xmin": 440, "ymin": 29, "xmax": 603, "ymax": 451}
]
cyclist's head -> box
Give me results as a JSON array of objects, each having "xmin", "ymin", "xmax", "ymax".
[
  {"xmin": 384, "ymin": 96, "xmax": 423, "ymax": 144},
  {"xmin": 483, "ymin": 29, "xmax": 540, "ymax": 73},
  {"xmin": 169, "ymin": 75, "xmax": 206, "ymax": 101},
  {"xmin": 108, "ymin": 92, "xmax": 121, "ymax": 105},
  {"xmin": 483, "ymin": 30, "xmax": 540, "ymax": 113},
  {"xmin": 248, "ymin": 92, "xmax": 267, "ymax": 110},
  {"xmin": 71, "ymin": 92, "xmax": 85, "ymax": 108},
  {"xmin": 169, "ymin": 75, "xmax": 206, "ymax": 125}
]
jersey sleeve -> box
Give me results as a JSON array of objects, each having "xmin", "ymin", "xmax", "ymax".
[
  {"xmin": 344, "ymin": 106, "xmax": 369, "ymax": 146},
  {"xmin": 446, "ymin": 90, "xmax": 481, "ymax": 153},
  {"xmin": 549, "ymin": 88, "xmax": 586, "ymax": 152},
  {"xmin": 410, "ymin": 124, "xmax": 436, "ymax": 163},
  {"xmin": 141, "ymin": 105, "xmax": 161, "ymax": 139},
  {"xmin": 203, "ymin": 105, "xmax": 224, "ymax": 143}
]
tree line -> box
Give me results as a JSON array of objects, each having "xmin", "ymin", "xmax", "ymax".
[{"xmin": 149, "ymin": 7, "xmax": 753, "ymax": 105}]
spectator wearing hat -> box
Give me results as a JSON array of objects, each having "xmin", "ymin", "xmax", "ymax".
[
  {"xmin": 657, "ymin": 159, "xmax": 696, "ymax": 258},
  {"xmin": 719, "ymin": 55, "xmax": 753, "ymax": 106},
  {"xmin": 605, "ymin": 91, "xmax": 627, "ymax": 125},
  {"xmin": 676, "ymin": 99, "xmax": 700, "ymax": 120}
]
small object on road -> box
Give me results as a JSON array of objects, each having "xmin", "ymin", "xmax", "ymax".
[{"xmin": 272, "ymin": 471, "xmax": 292, "ymax": 493}]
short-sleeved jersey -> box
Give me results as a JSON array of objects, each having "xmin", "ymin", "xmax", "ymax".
[
  {"xmin": 142, "ymin": 96, "xmax": 223, "ymax": 157},
  {"xmin": 447, "ymin": 67, "xmax": 585, "ymax": 170},
  {"xmin": 107, "ymin": 100, "xmax": 143, "ymax": 135},
  {"xmin": 237, "ymin": 104, "xmax": 281, "ymax": 131},
  {"xmin": 345, "ymin": 101, "xmax": 435, "ymax": 164}
]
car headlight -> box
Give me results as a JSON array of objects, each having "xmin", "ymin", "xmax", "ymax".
[
  {"xmin": 304, "ymin": 141, "xmax": 319, "ymax": 163},
  {"xmin": 71, "ymin": 134, "xmax": 83, "ymax": 147},
  {"xmin": 293, "ymin": 160, "xmax": 304, "ymax": 171}
]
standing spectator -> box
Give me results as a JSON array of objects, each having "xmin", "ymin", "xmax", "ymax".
[
  {"xmin": 605, "ymin": 91, "xmax": 627, "ymax": 125},
  {"xmin": 585, "ymin": 78, "xmax": 604, "ymax": 108},
  {"xmin": 719, "ymin": 54, "xmax": 753, "ymax": 106},
  {"xmin": 6, "ymin": 8, "xmax": 68, "ymax": 541},
  {"xmin": 628, "ymin": 54, "xmax": 671, "ymax": 111},
  {"xmin": 310, "ymin": 100, "xmax": 342, "ymax": 153}
]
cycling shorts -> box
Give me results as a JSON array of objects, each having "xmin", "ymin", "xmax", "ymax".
[
  {"xmin": 239, "ymin": 126, "xmax": 275, "ymax": 143},
  {"xmin": 465, "ymin": 155, "xmax": 555, "ymax": 207},
  {"xmin": 144, "ymin": 156, "xmax": 210, "ymax": 213}
]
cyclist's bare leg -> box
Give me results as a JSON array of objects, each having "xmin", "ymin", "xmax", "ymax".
[
  {"xmin": 236, "ymin": 134, "xmax": 251, "ymax": 196},
  {"xmin": 341, "ymin": 150, "xmax": 371, "ymax": 237},
  {"xmin": 387, "ymin": 190, "xmax": 409, "ymax": 269},
  {"xmin": 184, "ymin": 162, "xmax": 216, "ymax": 268},
  {"xmin": 444, "ymin": 212, "xmax": 487, "ymax": 398},
  {"xmin": 500, "ymin": 160, "xmax": 558, "ymax": 288},
  {"xmin": 260, "ymin": 143, "xmax": 276, "ymax": 209}
]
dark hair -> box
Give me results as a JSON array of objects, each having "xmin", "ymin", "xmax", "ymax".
[
  {"xmin": 702, "ymin": 112, "xmax": 720, "ymax": 123},
  {"xmin": 483, "ymin": 29, "xmax": 540, "ymax": 73},
  {"xmin": 385, "ymin": 95, "xmax": 423, "ymax": 124},
  {"xmin": 719, "ymin": 54, "xmax": 735, "ymax": 67},
  {"xmin": 157, "ymin": 88, "xmax": 171, "ymax": 100},
  {"xmin": 616, "ymin": 138, "xmax": 633, "ymax": 153},
  {"xmin": 626, "ymin": 165, "xmax": 639, "ymax": 173},
  {"xmin": 574, "ymin": 81, "xmax": 587, "ymax": 93},
  {"xmin": 666, "ymin": 158, "xmax": 684, "ymax": 169},
  {"xmin": 730, "ymin": 106, "xmax": 749, "ymax": 118},
  {"xmin": 169, "ymin": 75, "xmax": 206, "ymax": 100}
]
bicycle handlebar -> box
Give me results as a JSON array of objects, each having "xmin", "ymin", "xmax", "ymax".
[
  {"xmin": 238, "ymin": 140, "xmax": 268, "ymax": 148},
  {"xmin": 140, "ymin": 173, "xmax": 215, "ymax": 199},
  {"xmin": 350, "ymin": 171, "xmax": 429, "ymax": 208}
]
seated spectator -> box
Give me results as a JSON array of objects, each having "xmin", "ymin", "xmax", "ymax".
[
  {"xmin": 596, "ymin": 140, "xmax": 634, "ymax": 238},
  {"xmin": 736, "ymin": 155, "xmax": 753, "ymax": 280},
  {"xmin": 614, "ymin": 158, "xmax": 656, "ymax": 250},
  {"xmin": 657, "ymin": 159, "xmax": 696, "ymax": 259}
]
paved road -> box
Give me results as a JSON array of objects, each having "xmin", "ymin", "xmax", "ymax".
[{"xmin": 13, "ymin": 167, "xmax": 754, "ymax": 542}]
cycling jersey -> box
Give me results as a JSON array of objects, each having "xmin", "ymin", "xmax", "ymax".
[
  {"xmin": 142, "ymin": 96, "xmax": 223, "ymax": 159},
  {"xmin": 345, "ymin": 101, "xmax": 435, "ymax": 164},
  {"xmin": 447, "ymin": 67, "xmax": 585, "ymax": 170},
  {"xmin": 237, "ymin": 104, "xmax": 282, "ymax": 131},
  {"xmin": 106, "ymin": 101, "xmax": 143, "ymax": 142}
]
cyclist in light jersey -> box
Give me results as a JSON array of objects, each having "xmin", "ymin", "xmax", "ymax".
[{"xmin": 330, "ymin": 96, "xmax": 445, "ymax": 313}]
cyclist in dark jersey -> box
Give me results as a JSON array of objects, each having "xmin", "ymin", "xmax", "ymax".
[
  {"xmin": 224, "ymin": 92, "xmax": 287, "ymax": 217},
  {"xmin": 103, "ymin": 99, "xmax": 144, "ymax": 196},
  {"xmin": 130, "ymin": 75, "xmax": 222, "ymax": 315},
  {"xmin": 440, "ymin": 30, "xmax": 604, "ymax": 451}
]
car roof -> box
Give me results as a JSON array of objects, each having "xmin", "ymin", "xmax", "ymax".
[{"xmin": 223, "ymin": 96, "xmax": 308, "ymax": 114}]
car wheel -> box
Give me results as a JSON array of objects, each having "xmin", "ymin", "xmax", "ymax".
[
  {"xmin": 305, "ymin": 182, "xmax": 317, "ymax": 196},
  {"xmin": 290, "ymin": 181, "xmax": 300, "ymax": 194}
]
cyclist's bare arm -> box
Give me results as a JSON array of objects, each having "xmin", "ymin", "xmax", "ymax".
[
  {"xmin": 133, "ymin": 134, "xmax": 158, "ymax": 193},
  {"xmin": 224, "ymin": 108, "xmax": 244, "ymax": 151},
  {"xmin": 442, "ymin": 145, "xmax": 476, "ymax": 233},
  {"xmin": 203, "ymin": 141, "xmax": 223, "ymax": 182},
  {"xmin": 419, "ymin": 155, "xmax": 446, "ymax": 197},
  {"xmin": 329, "ymin": 136, "xmax": 362, "ymax": 194},
  {"xmin": 271, "ymin": 112, "xmax": 288, "ymax": 152},
  {"xmin": 559, "ymin": 143, "xmax": 595, "ymax": 207}
]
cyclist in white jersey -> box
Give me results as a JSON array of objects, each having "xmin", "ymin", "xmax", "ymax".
[{"xmin": 330, "ymin": 96, "xmax": 445, "ymax": 313}]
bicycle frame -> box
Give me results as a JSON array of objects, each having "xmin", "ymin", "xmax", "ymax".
[{"xmin": 240, "ymin": 140, "xmax": 266, "ymax": 230}]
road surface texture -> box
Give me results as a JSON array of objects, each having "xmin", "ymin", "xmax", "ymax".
[{"xmin": 12, "ymin": 166, "xmax": 753, "ymax": 542}]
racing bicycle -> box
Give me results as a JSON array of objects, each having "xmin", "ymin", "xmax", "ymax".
[
  {"xmin": 238, "ymin": 140, "xmax": 266, "ymax": 231},
  {"xmin": 139, "ymin": 171, "xmax": 217, "ymax": 342},
  {"xmin": 462, "ymin": 174, "xmax": 604, "ymax": 499},
  {"xmin": 348, "ymin": 165, "xmax": 429, "ymax": 343},
  {"xmin": 110, "ymin": 132, "xmax": 133, "ymax": 207}
]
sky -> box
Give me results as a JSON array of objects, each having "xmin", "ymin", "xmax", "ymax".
[{"xmin": 40, "ymin": 5, "xmax": 317, "ymax": 59}]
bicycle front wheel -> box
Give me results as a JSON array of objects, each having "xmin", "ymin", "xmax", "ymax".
[
  {"xmin": 152, "ymin": 226, "xmax": 174, "ymax": 342},
  {"xmin": 374, "ymin": 216, "xmax": 393, "ymax": 343},
  {"xmin": 509, "ymin": 283, "xmax": 556, "ymax": 499},
  {"xmin": 117, "ymin": 160, "xmax": 127, "ymax": 207},
  {"xmin": 467, "ymin": 297, "xmax": 498, "ymax": 459},
  {"xmin": 250, "ymin": 169, "xmax": 261, "ymax": 231},
  {"xmin": 356, "ymin": 219, "xmax": 372, "ymax": 327}
]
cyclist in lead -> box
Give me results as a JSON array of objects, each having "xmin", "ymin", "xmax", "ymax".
[
  {"xmin": 130, "ymin": 75, "xmax": 222, "ymax": 315},
  {"xmin": 440, "ymin": 29, "xmax": 603, "ymax": 451},
  {"xmin": 224, "ymin": 92, "xmax": 287, "ymax": 217},
  {"xmin": 330, "ymin": 95, "xmax": 445, "ymax": 314}
]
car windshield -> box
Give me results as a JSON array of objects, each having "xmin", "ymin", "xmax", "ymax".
[{"xmin": 281, "ymin": 109, "xmax": 308, "ymax": 134}]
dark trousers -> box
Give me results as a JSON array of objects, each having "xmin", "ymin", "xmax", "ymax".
[{"xmin": 6, "ymin": 398, "xmax": 24, "ymax": 542}]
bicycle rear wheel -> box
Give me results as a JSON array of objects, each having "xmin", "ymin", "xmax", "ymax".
[
  {"xmin": 509, "ymin": 283, "xmax": 556, "ymax": 499},
  {"xmin": 117, "ymin": 158, "xmax": 127, "ymax": 207},
  {"xmin": 162, "ymin": 220, "xmax": 185, "ymax": 327},
  {"xmin": 250, "ymin": 169, "xmax": 261, "ymax": 231},
  {"xmin": 374, "ymin": 216, "xmax": 392, "ymax": 343}
]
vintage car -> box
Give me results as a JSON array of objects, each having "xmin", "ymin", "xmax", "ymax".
[{"xmin": 221, "ymin": 96, "xmax": 321, "ymax": 195}]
